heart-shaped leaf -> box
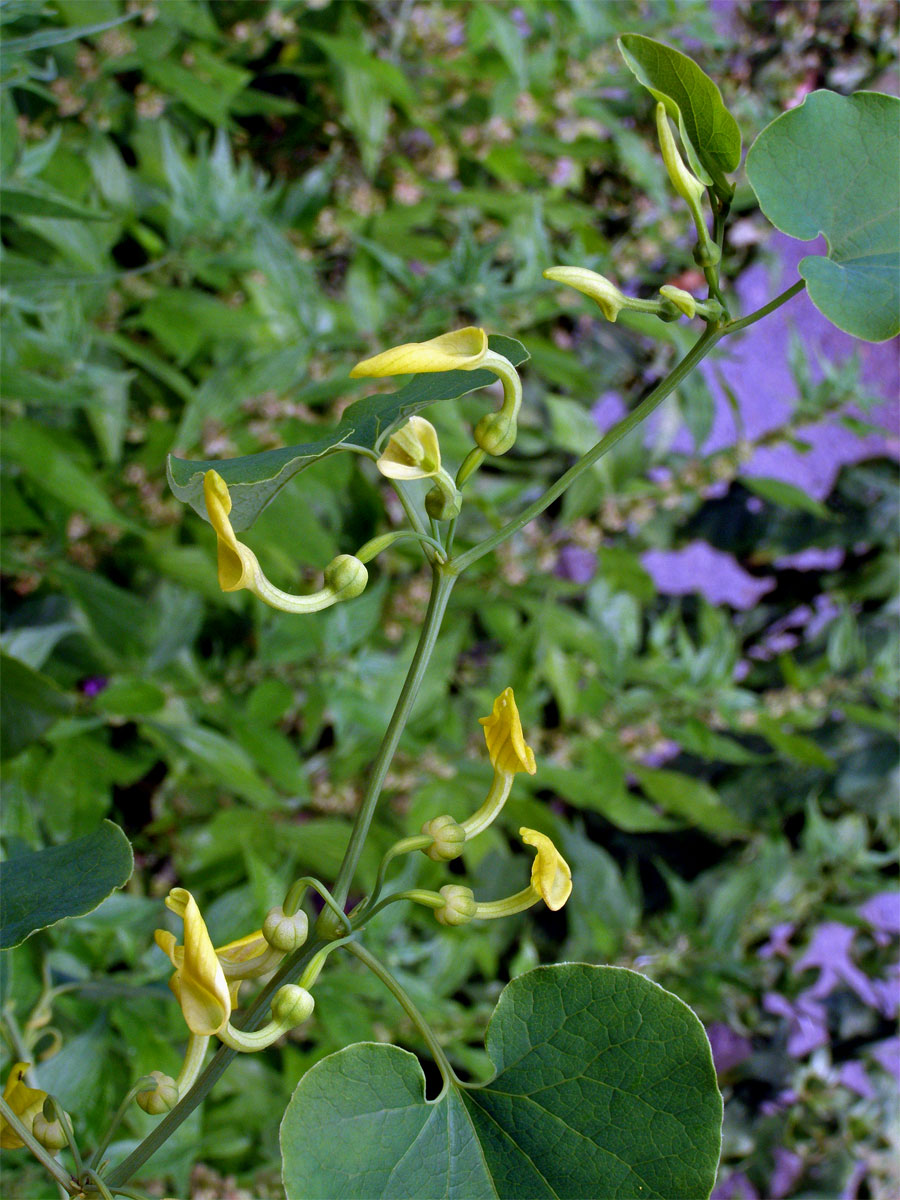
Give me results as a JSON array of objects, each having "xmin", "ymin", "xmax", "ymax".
[
  {"xmin": 618, "ymin": 34, "xmax": 741, "ymax": 193},
  {"xmin": 0, "ymin": 821, "xmax": 134, "ymax": 950},
  {"xmin": 281, "ymin": 964, "xmax": 722, "ymax": 1200},
  {"xmin": 167, "ymin": 335, "xmax": 528, "ymax": 530},
  {"xmin": 746, "ymin": 90, "xmax": 900, "ymax": 343}
]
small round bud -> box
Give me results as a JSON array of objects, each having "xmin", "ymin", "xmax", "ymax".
[
  {"xmin": 435, "ymin": 885, "xmax": 477, "ymax": 927},
  {"xmin": 324, "ymin": 554, "xmax": 368, "ymax": 599},
  {"xmin": 421, "ymin": 816, "xmax": 466, "ymax": 862},
  {"xmin": 474, "ymin": 412, "xmax": 517, "ymax": 456},
  {"xmin": 315, "ymin": 905, "xmax": 348, "ymax": 941},
  {"xmin": 271, "ymin": 984, "xmax": 315, "ymax": 1026},
  {"xmin": 424, "ymin": 484, "xmax": 462, "ymax": 522},
  {"xmin": 32, "ymin": 1112, "xmax": 67, "ymax": 1151},
  {"xmin": 263, "ymin": 906, "xmax": 309, "ymax": 953},
  {"xmin": 136, "ymin": 1071, "xmax": 179, "ymax": 1115},
  {"xmin": 693, "ymin": 241, "xmax": 721, "ymax": 269}
]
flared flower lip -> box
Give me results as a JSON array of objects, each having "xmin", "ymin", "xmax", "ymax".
[
  {"xmin": 350, "ymin": 327, "xmax": 489, "ymax": 377},
  {"xmin": 479, "ymin": 686, "xmax": 537, "ymax": 776},
  {"xmin": 155, "ymin": 887, "xmax": 232, "ymax": 1036},
  {"xmin": 203, "ymin": 469, "xmax": 259, "ymax": 593},
  {"xmin": 520, "ymin": 827, "xmax": 573, "ymax": 910}
]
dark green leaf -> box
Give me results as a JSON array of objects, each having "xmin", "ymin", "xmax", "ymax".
[
  {"xmin": 167, "ymin": 335, "xmax": 528, "ymax": 530},
  {"xmin": 617, "ymin": 34, "xmax": 741, "ymax": 192},
  {"xmin": 0, "ymin": 653, "xmax": 73, "ymax": 760},
  {"xmin": 746, "ymin": 90, "xmax": 900, "ymax": 342},
  {"xmin": 0, "ymin": 820, "xmax": 133, "ymax": 949},
  {"xmin": 0, "ymin": 183, "xmax": 111, "ymax": 221},
  {"xmin": 281, "ymin": 964, "xmax": 722, "ymax": 1200},
  {"xmin": 740, "ymin": 475, "xmax": 831, "ymax": 518},
  {"xmin": 632, "ymin": 766, "xmax": 746, "ymax": 836}
]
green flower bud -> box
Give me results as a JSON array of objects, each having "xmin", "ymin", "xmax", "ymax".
[
  {"xmin": 32, "ymin": 1112, "xmax": 67, "ymax": 1151},
  {"xmin": 659, "ymin": 285, "xmax": 697, "ymax": 318},
  {"xmin": 474, "ymin": 411, "xmax": 517, "ymax": 456},
  {"xmin": 262, "ymin": 906, "xmax": 309, "ymax": 953},
  {"xmin": 693, "ymin": 241, "xmax": 721, "ymax": 269},
  {"xmin": 424, "ymin": 483, "xmax": 462, "ymax": 522},
  {"xmin": 136, "ymin": 1071, "xmax": 179, "ymax": 1115},
  {"xmin": 315, "ymin": 905, "xmax": 349, "ymax": 941},
  {"xmin": 434, "ymin": 885, "xmax": 477, "ymax": 927},
  {"xmin": 421, "ymin": 815, "xmax": 466, "ymax": 862},
  {"xmin": 323, "ymin": 554, "xmax": 368, "ymax": 599},
  {"xmin": 271, "ymin": 984, "xmax": 315, "ymax": 1027}
]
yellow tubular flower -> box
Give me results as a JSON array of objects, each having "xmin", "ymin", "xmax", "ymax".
[
  {"xmin": 659, "ymin": 284, "xmax": 697, "ymax": 318},
  {"xmin": 376, "ymin": 415, "xmax": 442, "ymax": 480},
  {"xmin": 154, "ymin": 888, "xmax": 232, "ymax": 1036},
  {"xmin": 350, "ymin": 327, "xmax": 489, "ymax": 377},
  {"xmin": 203, "ymin": 470, "xmax": 367, "ymax": 612},
  {"xmin": 478, "ymin": 687, "xmax": 536, "ymax": 777},
  {"xmin": 0, "ymin": 1063, "xmax": 47, "ymax": 1149},
  {"xmin": 519, "ymin": 827, "xmax": 573, "ymax": 911},
  {"xmin": 543, "ymin": 266, "xmax": 628, "ymax": 322}
]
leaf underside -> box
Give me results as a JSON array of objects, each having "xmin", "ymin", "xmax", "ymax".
[
  {"xmin": 167, "ymin": 335, "xmax": 528, "ymax": 530},
  {"xmin": 281, "ymin": 964, "xmax": 723, "ymax": 1200},
  {"xmin": 746, "ymin": 90, "xmax": 900, "ymax": 342}
]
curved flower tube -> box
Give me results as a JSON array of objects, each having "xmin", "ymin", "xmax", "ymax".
[
  {"xmin": 655, "ymin": 103, "xmax": 720, "ymax": 268},
  {"xmin": 154, "ymin": 888, "xmax": 232, "ymax": 1036},
  {"xmin": 350, "ymin": 327, "xmax": 522, "ymax": 457},
  {"xmin": 544, "ymin": 266, "xmax": 679, "ymax": 324},
  {"xmin": 0, "ymin": 1063, "xmax": 47, "ymax": 1149},
  {"xmin": 375, "ymin": 416, "xmax": 461, "ymax": 519},
  {"xmin": 469, "ymin": 828, "xmax": 572, "ymax": 919},
  {"xmin": 203, "ymin": 470, "xmax": 367, "ymax": 612}
]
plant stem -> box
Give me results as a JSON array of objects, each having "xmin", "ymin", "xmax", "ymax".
[
  {"xmin": 451, "ymin": 326, "xmax": 721, "ymax": 573},
  {"xmin": 0, "ymin": 1096, "xmax": 76, "ymax": 1193},
  {"xmin": 331, "ymin": 564, "xmax": 457, "ymax": 908},
  {"xmin": 362, "ymin": 835, "xmax": 434, "ymax": 916},
  {"xmin": 346, "ymin": 942, "xmax": 456, "ymax": 1096},
  {"xmin": 356, "ymin": 888, "xmax": 445, "ymax": 925},
  {"xmin": 725, "ymin": 279, "xmax": 805, "ymax": 333}
]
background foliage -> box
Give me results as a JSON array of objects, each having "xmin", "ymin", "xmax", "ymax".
[{"xmin": 1, "ymin": 2, "xmax": 898, "ymax": 1197}]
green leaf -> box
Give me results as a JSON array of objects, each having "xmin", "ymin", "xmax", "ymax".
[
  {"xmin": 0, "ymin": 820, "xmax": 133, "ymax": 949},
  {"xmin": 632, "ymin": 766, "xmax": 746, "ymax": 836},
  {"xmin": 281, "ymin": 964, "xmax": 722, "ymax": 1200},
  {"xmin": 0, "ymin": 184, "xmax": 111, "ymax": 221},
  {"xmin": 746, "ymin": 90, "xmax": 900, "ymax": 342},
  {"xmin": 167, "ymin": 335, "xmax": 528, "ymax": 530},
  {"xmin": 617, "ymin": 34, "xmax": 741, "ymax": 192},
  {"xmin": 740, "ymin": 475, "xmax": 831, "ymax": 518},
  {"xmin": 0, "ymin": 12, "xmax": 136, "ymax": 58},
  {"xmin": 0, "ymin": 653, "xmax": 73, "ymax": 760}
]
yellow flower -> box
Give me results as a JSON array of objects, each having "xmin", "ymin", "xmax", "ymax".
[
  {"xmin": 154, "ymin": 888, "xmax": 232, "ymax": 1036},
  {"xmin": 0, "ymin": 1062, "xmax": 47, "ymax": 1149},
  {"xmin": 350, "ymin": 328, "xmax": 489, "ymax": 377},
  {"xmin": 543, "ymin": 266, "xmax": 628, "ymax": 323},
  {"xmin": 203, "ymin": 470, "xmax": 367, "ymax": 612},
  {"xmin": 520, "ymin": 827, "xmax": 572, "ymax": 911},
  {"xmin": 376, "ymin": 415, "xmax": 442, "ymax": 480},
  {"xmin": 478, "ymin": 687, "xmax": 536, "ymax": 777}
]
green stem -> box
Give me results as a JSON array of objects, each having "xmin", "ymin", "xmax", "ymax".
[
  {"xmin": 83, "ymin": 1168, "xmax": 115, "ymax": 1200},
  {"xmin": 451, "ymin": 326, "xmax": 722, "ymax": 573},
  {"xmin": 358, "ymin": 888, "xmax": 445, "ymax": 925},
  {"xmin": 331, "ymin": 564, "xmax": 456, "ymax": 908},
  {"xmin": 725, "ymin": 279, "xmax": 805, "ymax": 334},
  {"xmin": 282, "ymin": 876, "xmax": 350, "ymax": 931},
  {"xmin": 0, "ymin": 1096, "xmax": 76, "ymax": 1193},
  {"xmin": 365, "ymin": 835, "xmax": 433, "ymax": 915},
  {"xmin": 346, "ymin": 942, "xmax": 456, "ymax": 1097},
  {"xmin": 89, "ymin": 1081, "xmax": 153, "ymax": 1171},
  {"xmin": 48, "ymin": 1095, "xmax": 83, "ymax": 1179}
]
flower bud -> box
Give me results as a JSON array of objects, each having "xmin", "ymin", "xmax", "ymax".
[
  {"xmin": 434, "ymin": 885, "xmax": 477, "ymax": 927},
  {"xmin": 324, "ymin": 554, "xmax": 368, "ymax": 599},
  {"xmin": 693, "ymin": 241, "xmax": 721, "ymax": 268},
  {"xmin": 659, "ymin": 285, "xmax": 697, "ymax": 318},
  {"xmin": 136, "ymin": 1071, "xmax": 179, "ymax": 1115},
  {"xmin": 262, "ymin": 906, "xmax": 309, "ymax": 954},
  {"xmin": 271, "ymin": 984, "xmax": 315, "ymax": 1026},
  {"xmin": 421, "ymin": 815, "xmax": 466, "ymax": 862},
  {"xmin": 32, "ymin": 1111, "xmax": 67, "ymax": 1152},
  {"xmin": 315, "ymin": 906, "xmax": 348, "ymax": 941},
  {"xmin": 424, "ymin": 483, "xmax": 462, "ymax": 522},
  {"xmin": 474, "ymin": 411, "xmax": 518, "ymax": 456}
]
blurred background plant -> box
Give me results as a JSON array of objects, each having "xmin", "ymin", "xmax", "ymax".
[{"xmin": 1, "ymin": 1, "xmax": 897, "ymax": 1197}]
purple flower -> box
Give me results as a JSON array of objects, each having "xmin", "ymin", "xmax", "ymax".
[
  {"xmin": 871, "ymin": 962, "xmax": 900, "ymax": 1018},
  {"xmin": 870, "ymin": 1036, "xmax": 900, "ymax": 1081},
  {"xmin": 838, "ymin": 1059, "xmax": 875, "ymax": 1099},
  {"xmin": 759, "ymin": 1087, "xmax": 798, "ymax": 1116},
  {"xmin": 80, "ymin": 676, "xmax": 108, "ymax": 697},
  {"xmin": 711, "ymin": 1173, "xmax": 759, "ymax": 1200},
  {"xmin": 706, "ymin": 1022, "xmax": 752, "ymax": 1074},
  {"xmin": 858, "ymin": 891, "xmax": 900, "ymax": 941},
  {"xmin": 841, "ymin": 1161, "xmax": 868, "ymax": 1200},
  {"xmin": 773, "ymin": 546, "xmax": 845, "ymax": 571},
  {"xmin": 758, "ymin": 922, "xmax": 796, "ymax": 960},
  {"xmin": 641, "ymin": 541, "xmax": 775, "ymax": 610},
  {"xmin": 555, "ymin": 545, "xmax": 596, "ymax": 584},
  {"xmin": 769, "ymin": 1148, "xmax": 803, "ymax": 1199},
  {"xmin": 793, "ymin": 923, "xmax": 881, "ymax": 1009},
  {"xmin": 592, "ymin": 391, "xmax": 626, "ymax": 433},
  {"xmin": 763, "ymin": 991, "xmax": 829, "ymax": 1058}
]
